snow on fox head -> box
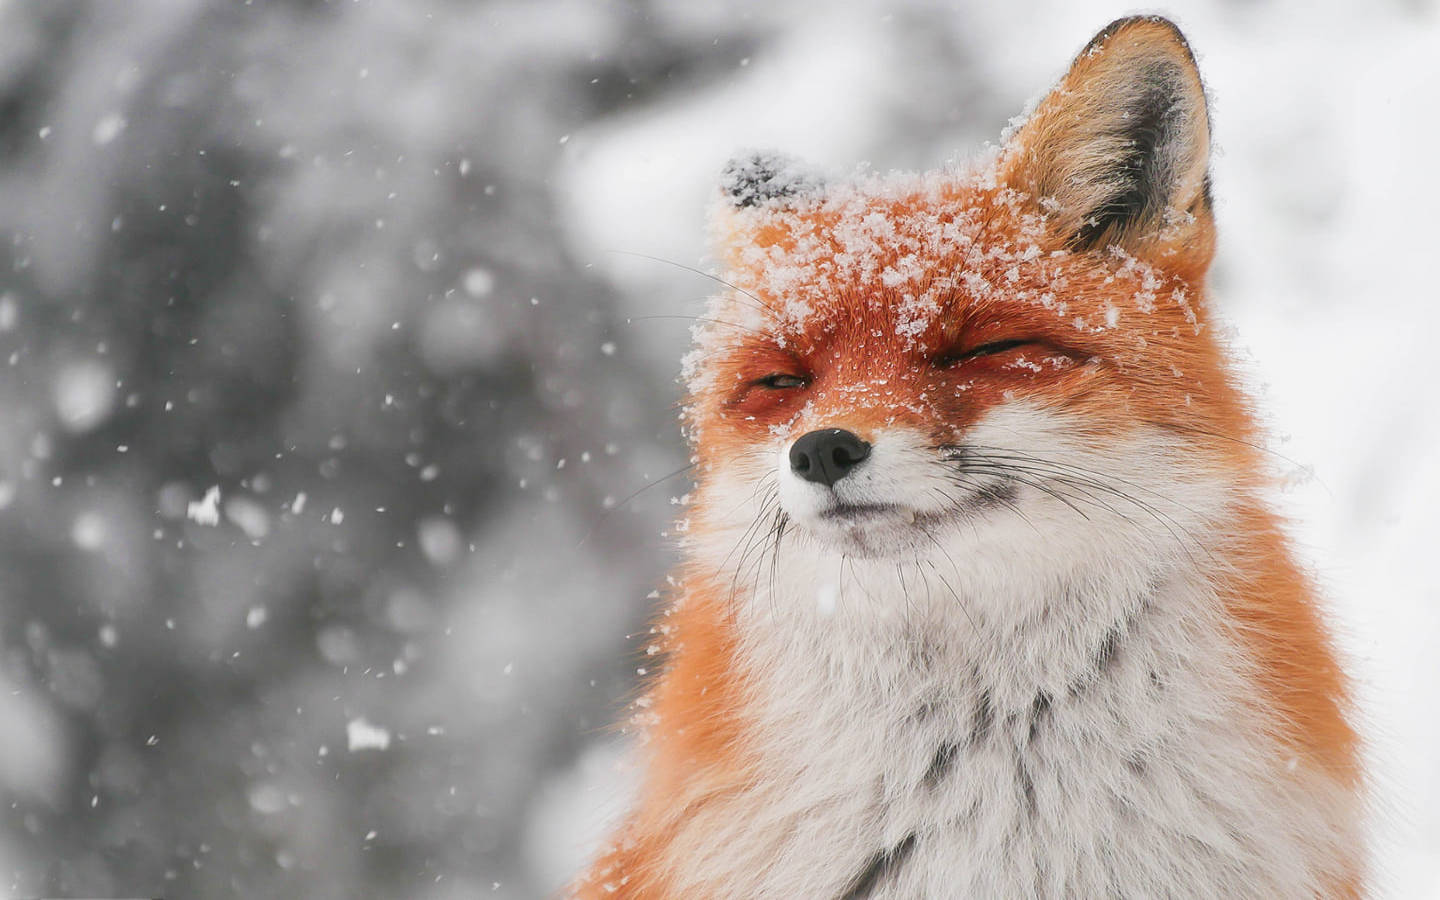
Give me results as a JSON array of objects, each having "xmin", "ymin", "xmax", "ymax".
[{"xmin": 681, "ymin": 18, "xmax": 1253, "ymax": 608}]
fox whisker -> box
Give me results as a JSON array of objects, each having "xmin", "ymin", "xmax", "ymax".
[
  {"xmin": 961, "ymin": 450, "xmax": 1213, "ymax": 562},
  {"xmin": 937, "ymin": 451, "xmax": 1208, "ymax": 564},
  {"xmin": 609, "ymin": 249, "xmax": 784, "ymax": 322},
  {"xmin": 629, "ymin": 314, "xmax": 771, "ymax": 338}
]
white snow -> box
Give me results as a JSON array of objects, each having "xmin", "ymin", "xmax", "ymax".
[
  {"xmin": 70, "ymin": 511, "xmax": 106, "ymax": 550},
  {"xmin": 224, "ymin": 496, "xmax": 271, "ymax": 540},
  {"xmin": 247, "ymin": 782, "xmax": 288, "ymax": 815},
  {"xmin": 417, "ymin": 516, "xmax": 463, "ymax": 565},
  {"xmin": 463, "ymin": 267, "xmax": 495, "ymax": 297},
  {"xmin": 0, "ymin": 670, "xmax": 67, "ymax": 805},
  {"xmin": 91, "ymin": 112, "xmax": 126, "ymax": 146},
  {"xmin": 418, "ymin": 295, "xmax": 506, "ymax": 374},
  {"xmin": 53, "ymin": 360, "xmax": 115, "ymax": 433},
  {"xmin": 346, "ymin": 717, "xmax": 391, "ymax": 752},
  {"xmin": 186, "ymin": 486, "xmax": 222, "ymax": 527}
]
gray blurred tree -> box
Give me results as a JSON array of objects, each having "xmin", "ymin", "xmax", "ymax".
[{"xmin": 0, "ymin": 1, "xmax": 773, "ymax": 896}]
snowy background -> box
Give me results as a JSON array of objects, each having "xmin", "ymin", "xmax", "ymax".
[{"xmin": 0, "ymin": 0, "xmax": 1435, "ymax": 897}]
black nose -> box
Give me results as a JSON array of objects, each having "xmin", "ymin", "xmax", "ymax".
[{"xmin": 789, "ymin": 429, "xmax": 871, "ymax": 487}]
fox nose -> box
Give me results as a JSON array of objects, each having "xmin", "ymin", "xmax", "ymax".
[{"xmin": 789, "ymin": 429, "xmax": 871, "ymax": 487}]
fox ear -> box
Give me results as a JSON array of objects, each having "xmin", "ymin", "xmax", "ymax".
[
  {"xmin": 1002, "ymin": 16, "xmax": 1213, "ymax": 261},
  {"xmin": 719, "ymin": 151, "xmax": 825, "ymax": 209}
]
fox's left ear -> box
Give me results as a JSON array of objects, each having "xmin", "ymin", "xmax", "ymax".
[
  {"xmin": 710, "ymin": 150, "xmax": 826, "ymax": 270},
  {"xmin": 1002, "ymin": 16, "xmax": 1213, "ymax": 267},
  {"xmin": 718, "ymin": 150, "xmax": 825, "ymax": 209}
]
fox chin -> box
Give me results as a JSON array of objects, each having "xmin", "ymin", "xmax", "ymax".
[{"xmin": 575, "ymin": 16, "xmax": 1365, "ymax": 900}]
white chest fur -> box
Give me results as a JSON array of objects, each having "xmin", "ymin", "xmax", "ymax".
[{"xmin": 665, "ymin": 556, "xmax": 1353, "ymax": 899}]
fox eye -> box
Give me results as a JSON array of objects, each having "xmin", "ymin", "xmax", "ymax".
[
  {"xmin": 934, "ymin": 339, "xmax": 1030, "ymax": 368},
  {"xmin": 755, "ymin": 373, "xmax": 810, "ymax": 390}
]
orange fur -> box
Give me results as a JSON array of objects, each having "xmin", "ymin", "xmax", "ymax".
[{"xmin": 577, "ymin": 571, "xmax": 752, "ymax": 899}]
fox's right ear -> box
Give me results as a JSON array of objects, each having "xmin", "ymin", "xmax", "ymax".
[{"xmin": 1002, "ymin": 16, "xmax": 1214, "ymax": 269}]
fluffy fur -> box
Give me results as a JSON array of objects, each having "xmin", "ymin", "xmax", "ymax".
[{"xmin": 574, "ymin": 16, "xmax": 1363, "ymax": 899}]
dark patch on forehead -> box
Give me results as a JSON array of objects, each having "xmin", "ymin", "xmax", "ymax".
[{"xmin": 720, "ymin": 150, "xmax": 825, "ymax": 208}]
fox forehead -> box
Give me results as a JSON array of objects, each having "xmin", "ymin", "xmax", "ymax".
[{"xmin": 706, "ymin": 166, "xmax": 1203, "ymax": 362}]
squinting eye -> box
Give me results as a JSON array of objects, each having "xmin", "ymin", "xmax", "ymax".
[
  {"xmin": 755, "ymin": 373, "xmax": 810, "ymax": 390},
  {"xmin": 934, "ymin": 339, "xmax": 1031, "ymax": 368}
]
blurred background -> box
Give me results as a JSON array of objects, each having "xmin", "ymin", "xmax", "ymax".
[{"xmin": 0, "ymin": 0, "xmax": 1435, "ymax": 897}]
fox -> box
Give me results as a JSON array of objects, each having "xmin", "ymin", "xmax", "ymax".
[{"xmin": 575, "ymin": 16, "xmax": 1364, "ymax": 899}]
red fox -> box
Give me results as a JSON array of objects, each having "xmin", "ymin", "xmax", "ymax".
[{"xmin": 575, "ymin": 16, "xmax": 1363, "ymax": 898}]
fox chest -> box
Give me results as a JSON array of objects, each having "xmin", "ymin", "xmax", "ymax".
[
  {"xmin": 731, "ymin": 664, "xmax": 1201, "ymax": 898},
  {"xmin": 673, "ymin": 590, "xmax": 1346, "ymax": 899}
]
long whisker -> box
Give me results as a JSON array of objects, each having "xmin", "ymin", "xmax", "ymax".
[
  {"xmin": 960, "ymin": 200, "xmax": 1004, "ymax": 276},
  {"xmin": 927, "ymin": 483, "xmax": 1041, "ymax": 538},
  {"xmin": 765, "ymin": 509, "xmax": 789, "ymax": 616},
  {"xmin": 957, "ymin": 445, "xmax": 1207, "ymax": 517},
  {"xmin": 744, "ymin": 504, "xmax": 788, "ymax": 618},
  {"xmin": 945, "ymin": 455, "xmax": 1208, "ymax": 564},
  {"xmin": 957, "ymin": 451, "xmax": 1209, "ymax": 551},
  {"xmin": 893, "ymin": 560, "xmax": 916, "ymax": 618},
  {"xmin": 628, "ymin": 314, "xmax": 771, "ymax": 338},
  {"xmin": 728, "ymin": 493, "xmax": 784, "ymax": 602},
  {"xmin": 840, "ymin": 554, "xmax": 875, "ymax": 608},
  {"xmin": 1160, "ymin": 421, "xmax": 1328, "ymax": 495},
  {"xmin": 713, "ymin": 477, "xmax": 779, "ymax": 576},
  {"xmin": 608, "ymin": 250, "xmax": 783, "ymax": 320},
  {"xmin": 941, "ymin": 443, "xmax": 1207, "ymax": 537},
  {"xmin": 913, "ymin": 525, "xmax": 978, "ymax": 631},
  {"xmin": 954, "ymin": 463, "xmax": 1094, "ymax": 522},
  {"xmin": 577, "ymin": 462, "xmax": 697, "ymax": 549}
]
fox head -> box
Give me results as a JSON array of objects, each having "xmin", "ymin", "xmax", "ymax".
[{"xmin": 683, "ymin": 17, "xmax": 1255, "ymax": 605}]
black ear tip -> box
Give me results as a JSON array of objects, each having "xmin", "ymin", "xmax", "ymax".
[
  {"xmin": 1085, "ymin": 15, "xmax": 1196, "ymax": 61},
  {"xmin": 720, "ymin": 150, "xmax": 824, "ymax": 209}
]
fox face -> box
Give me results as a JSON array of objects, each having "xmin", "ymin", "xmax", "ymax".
[{"xmin": 685, "ymin": 20, "xmax": 1242, "ymax": 585}]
